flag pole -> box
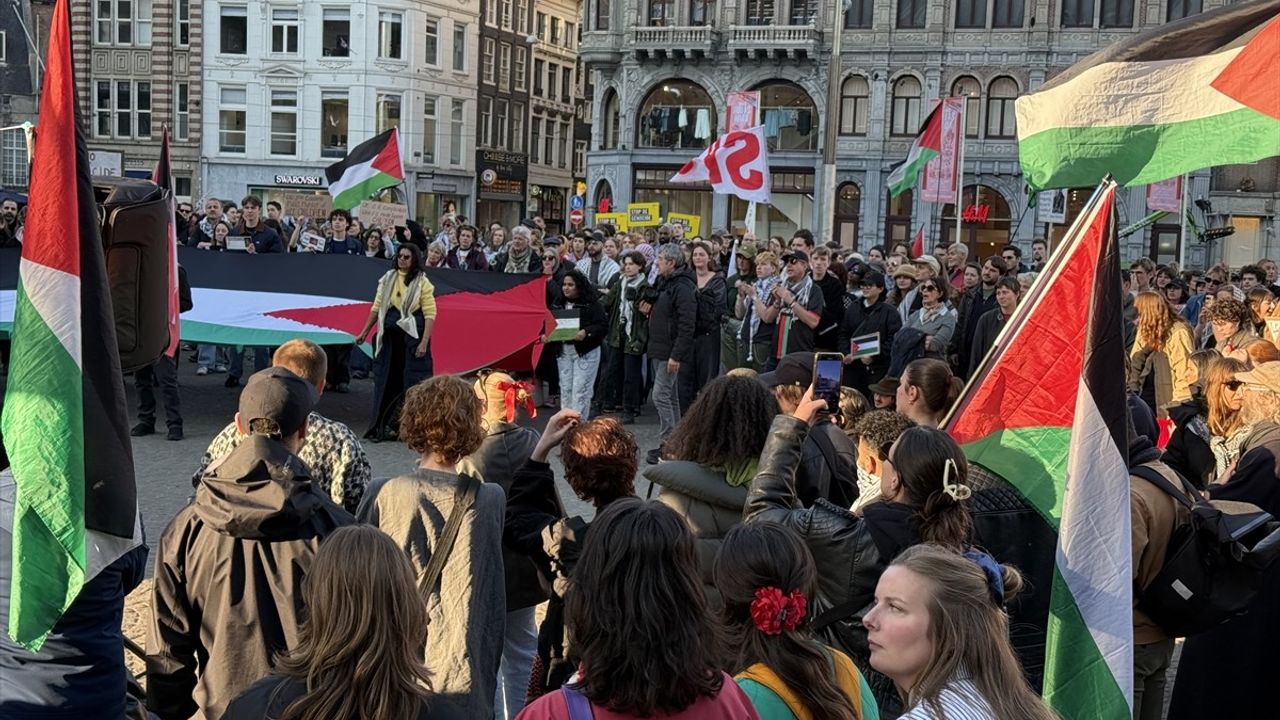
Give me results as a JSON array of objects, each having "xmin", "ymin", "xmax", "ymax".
[
  {"xmin": 955, "ymin": 98, "xmax": 967, "ymax": 248},
  {"xmin": 1177, "ymin": 173, "xmax": 1188, "ymax": 270}
]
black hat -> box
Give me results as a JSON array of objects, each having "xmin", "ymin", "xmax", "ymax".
[
  {"xmin": 868, "ymin": 376, "xmax": 899, "ymax": 397},
  {"xmin": 861, "ymin": 269, "xmax": 886, "ymax": 287},
  {"xmin": 780, "ymin": 249, "xmax": 810, "ymax": 265},
  {"xmin": 759, "ymin": 352, "xmax": 815, "ymax": 389},
  {"xmin": 238, "ymin": 367, "xmax": 318, "ymax": 438}
]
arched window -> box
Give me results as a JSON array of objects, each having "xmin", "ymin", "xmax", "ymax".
[
  {"xmin": 985, "ymin": 77, "xmax": 1018, "ymax": 139},
  {"xmin": 601, "ymin": 90, "xmax": 620, "ymax": 149},
  {"xmin": 593, "ymin": 180, "xmax": 614, "ymax": 214},
  {"xmin": 754, "ymin": 81, "xmax": 818, "ymax": 151},
  {"xmin": 951, "ymin": 76, "xmax": 981, "ymax": 138},
  {"xmin": 941, "ymin": 184, "xmax": 1012, "ymax": 258},
  {"xmin": 834, "ymin": 182, "xmax": 861, "ymax": 247},
  {"xmin": 885, "ymin": 188, "xmax": 913, "ymax": 245},
  {"xmin": 636, "ymin": 79, "xmax": 717, "ymax": 149},
  {"xmin": 839, "ymin": 76, "xmax": 869, "ymax": 136},
  {"xmin": 890, "ymin": 76, "xmax": 922, "ymax": 137}
]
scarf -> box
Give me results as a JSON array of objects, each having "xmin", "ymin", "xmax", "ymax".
[
  {"xmin": 1210, "ymin": 423, "xmax": 1253, "ymax": 478},
  {"xmin": 199, "ymin": 215, "xmax": 215, "ymax": 239},
  {"xmin": 504, "ymin": 244, "xmax": 533, "ymax": 273},
  {"xmin": 916, "ymin": 302, "xmax": 946, "ymax": 327},
  {"xmin": 746, "ymin": 274, "xmax": 783, "ymax": 361},
  {"xmin": 374, "ymin": 269, "xmax": 425, "ymax": 356},
  {"xmin": 620, "ymin": 274, "xmax": 643, "ymax": 338},
  {"xmin": 723, "ymin": 457, "xmax": 759, "ymax": 488}
]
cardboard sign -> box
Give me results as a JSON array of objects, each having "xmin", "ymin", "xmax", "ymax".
[
  {"xmin": 298, "ymin": 232, "xmax": 326, "ymax": 253},
  {"xmin": 1038, "ymin": 189, "xmax": 1067, "ymax": 224},
  {"xmin": 596, "ymin": 212, "xmax": 629, "ymax": 232},
  {"xmin": 627, "ymin": 203, "xmax": 661, "ymax": 227},
  {"xmin": 667, "ymin": 212, "xmax": 702, "ymax": 239},
  {"xmin": 278, "ymin": 192, "xmax": 333, "ymax": 220},
  {"xmin": 224, "ymin": 235, "xmax": 250, "ymax": 252},
  {"xmin": 357, "ymin": 200, "xmax": 409, "ymax": 231}
]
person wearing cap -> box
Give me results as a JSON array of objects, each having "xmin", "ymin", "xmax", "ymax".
[
  {"xmin": 887, "ymin": 263, "xmax": 916, "ymax": 308},
  {"xmin": 147, "ymin": 368, "xmax": 355, "ymax": 720},
  {"xmin": 434, "ymin": 214, "xmax": 457, "ymax": 246},
  {"xmin": 897, "ymin": 254, "xmax": 942, "ymax": 325},
  {"xmin": 760, "ymin": 353, "xmax": 858, "ymax": 508},
  {"xmin": 839, "ymin": 269, "xmax": 902, "ymax": 397},
  {"xmin": 758, "ymin": 249, "xmax": 825, "ymax": 365}
]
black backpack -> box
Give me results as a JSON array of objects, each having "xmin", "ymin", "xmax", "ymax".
[{"xmin": 1131, "ymin": 464, "xmax": 1280, "ymax": 637}]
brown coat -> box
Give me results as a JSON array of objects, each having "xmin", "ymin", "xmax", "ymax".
[{"xmin": 1131, "ymin": 461, "xmax": 1192, "ymax": 644}]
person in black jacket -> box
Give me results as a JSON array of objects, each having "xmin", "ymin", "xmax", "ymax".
[
  {"xmin": 553, "ymin": 270, "xmax": 609, "ymax": 419},
  {"xmin": 839, "ymin": 269, "xmax": 902, "ymax": 396},
  {"xmin": 949, "ymin": 256, "xmax": 1004, "ymax": 377},
  {"xmin": 640, "ymin": 243, "xmax": 697, "ymax": 462},
  {"xmin": 967, "ymin": 276, "xmax": 1021, "ymax": 377},
  {"xmin": 745, "ymin": 392, "xmax": 975, "ymax": 716},
  {"xmin": 146, "ymin": 368, "xmax": 355, "ymax": 720},
  {"xmin": 811, "ymin": 247, "xmax": 846, "ymax": 351},
  {"xmin": 690, "ymin": 241, "xmax": 727, "ymax": 406}
]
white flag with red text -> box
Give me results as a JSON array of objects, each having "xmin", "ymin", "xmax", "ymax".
[{"xmin": 670, "ymin": 126, "xmax": 771, "ymax": 204}]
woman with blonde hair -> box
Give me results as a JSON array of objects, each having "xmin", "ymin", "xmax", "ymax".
[
  {"xmin": 1164, "ymin": 349, "xmax": 1222, "ymax": 488},
  {"xmin": 1129, "ymin": 290, "xmax": 1194, "ymax": 417},
  {"xmin": 223, "ymin": 525, "xmax": 466, "ymax": 719},
  {"xmin": 863, "ymin": 544, "xmax": 1057, "ymax": 720}
]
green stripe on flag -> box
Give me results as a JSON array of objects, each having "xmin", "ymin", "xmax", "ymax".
[
  {"xmin": 960, "ymin": 426, "xmax": 1072, "ymax": 530},
  {"xmin": 1043, "ymin": 566, "xmax": 1130, "ymax": 718},
  {"xmin": 178, "ymin": 319, "xmax": 356, "ymax": 348},
  {"xmin": 332, "ymin": 170, "xmax": 400, "ymax": 211},
  {"xmin": 3, "ymin": 287, "xmax": 86, "ymax": 647}
]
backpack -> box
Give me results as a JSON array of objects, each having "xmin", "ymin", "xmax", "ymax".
[{"xmin": 1131, "ymin": 464, "xmax": 1280, "ymax": 637}]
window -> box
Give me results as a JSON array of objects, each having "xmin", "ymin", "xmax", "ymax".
[
  {"xmin": 175, "ymin": 82, "xmax": 190, "ymax": 141},
  {"xmin": 453, "ymin": 25, "xmax": 467, "ymax": 71},
  {"xmin": 135, "ymin": 81, "xmax": 156, "ymax": 137},
  {"xmin": 956, "ymin": 0, "xmax": 984, "ymax": 27},
  {"xmin": 534, "ymin": 59, "xmax": 545, "ymax": 95},
  {"xmin": 574, "ymin": 141, "xmax": 587, "ymax": 176},
  {"xmin": 1167, "ymin": 0, "xmax": 1202, "ymax": 21},
  {"xmin": 757, "ymin": 81, "xmax": 818, "ymax": 151},
  {"xmin": 1061, "ymin": 0, "xmax": 1091, "ymax": 26},
  {"xmin": 96, "ymin": 80, "xmax": 151, "ymax": 139},
  {"xmin": 377, "ymin": 93, "xmax": 402, "ymax": 133},
  {"xmin": 789, "ymin": 0, "xmax": 815, "ymax": 24},
  {"xmin": 450, "ymin": 99, "xmax": 465, "ymax": 165},
  {"xmin": 1, "ymin": 129, "xmax": 28, "ymax": 189},
  {"xmin": 648, "ymin": 0, "xmax": 673, "ymax": 26},
  {"xmin": 745, "ymin": 0, "xmax": 775, "ymax": 25},
  {"xmin": 839, "ymin": 76, "xmax": 870, "ymax": 136},
  {"xmin": 993, "ymin": 0, "xmax": 1024, "ymax": 27},
  {"xmin": 323, "ymin": 9, "xmax": 350, "ymax": 57},
  {"xmin": 0, "ymin": 30, "xmax": 5, "ymax": 63},
  {"xmin": 422, "ymin": 96, "xmax": 437, "ymax": 163},
  {"xmin": 544, "ymin": 120, "xmax": 556, "ymax": 167},
  {"xmin": 559, "ymin": 122, "xmax": 571, "ymax": 169},
  {"xmin": 485, "ymin": 0, "xmax": 498, "ymax": 26},
  {"xmin": 536, "ymin": 12, "xmax": 546, "ymax": 40},
  {"xmin": 499, "ymin": 44, "xmax": 511, "ymax": 92},
  {"xmin": 515, "ymin": 47, "xmax": 527, "ymax": 91},
  {"xmin": 897, "ymin": 0, "xmax": 925, "ymax": 28},
  {"xmin": 496, "ymin": 99, "xmax": 509, "ymax": 148},
  {"xmin": 548, "ymin": 63, "xmax": 558, "ymax": 100},
  {"xmin": 602, "ymin": 91, "xmax": 619, "ymax": 149},
  {"xmin": 379, "ymin": 12, "xmax": 403, "ymax": 59},
  {"xmin": 515, "ymin": 0, "xmax": 528, "ymax": 32},
  {"xmin": 566, "ymin": 22, "xmax": 575, "ymax": 48},
  {"xmin": 321, "ymin": 92, "xmax": 349, "ymax": 158},
  {"xmin": 561, "ymin": 67, "xmax": 572, "ymax": 104},
  {"xmin": 94, "ymin": 0, "xmax": 153, "ymax": 46},
  {"xmin": 985, "ymin": 77, "xmax": 1017, "ymax": 138},
  {"xmin": 219, "ymin": 5, "xmax": 247, "ymax": 54},
  {"xmin": 218, "ymin": 86, "xmax": 247, "ymax": 153},
  {"xmin": 483, "ymin": 39, "xmax": 496, "ymax": 84},
  {"xmin": 637, "ymin": 80, "xmax": 717, "ymax": 149},
  {"xmin": 176, "ymin": 0, "xmax": 190, "ymax": 46},
  {"xmin": 594, "ymin": 0, "xmax": 610, "ymax": 30},
  {"xmin": 531, "ymin": 118, "xmax": 542, "ymax": 164},
  {"xmin": 1100, "ymin": 0, "xmax": 1133, "ymax": 27},
  {"xmin": 512, "ymin": 103, "xmax": 526, "ymax": 153},
  {"xmin": 479, "ymin": 96, "xmax": 493, "ymax": 147},
  {"xmin": 271, "ymin": 9, "xmax": 299, "ymax": 55},
  {"xmin": 845, "ymin": 0, "xmax": 871, "ymax": 27},
  {"xmin": 551, "ymin": 17, "xmax": 562, "ymax": 44},
  {"xmin": 424, "ymin": 18, "xmax": 440, "ymax": 65},
  {"xmin": 270, "ymin": 90, "xmax": 298, "ymax": 156},
  {"xmin": 952, "ymin": 76, "xmax": 981, "ymax": 137},
  {"xmin": 834, "ymin": 183, "xmax": 861, "ymax": 247},
  {"xmin": 890, "ymin": 76, "xmax": 922, "ymax": 136},
  {"xmin": 93, "ymin": 81, "xmax": 111, "ymax": 137},
  {"xmin": 501, "ymin": 0, "xmax": 513, "ymax": 28}
]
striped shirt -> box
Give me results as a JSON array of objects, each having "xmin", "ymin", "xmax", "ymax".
[{"xmin": 898, "ymin": 677, "xmax": 996, "ymax": 720}]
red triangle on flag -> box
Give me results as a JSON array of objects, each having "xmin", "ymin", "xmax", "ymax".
[{"xmin": 1211, "ymin": 16, "xmax": 1280, "ymax": 121}]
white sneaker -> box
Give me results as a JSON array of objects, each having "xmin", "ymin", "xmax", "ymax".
[{"xmin": 196, "ymin": 366, "xmax": 209, "ymax": 376}]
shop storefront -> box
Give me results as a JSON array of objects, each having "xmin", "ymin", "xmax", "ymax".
[
  {"xmin": 940, "ymin": 185, "xmax": 1013, "ymax": 259},
  {"xmin": 729, "ymin": 170, "xmax": 815, "ymax": 240},
  {"xmin": 475, "ymin": 149, "xmax": 528, "ymax": 230},
  {"xmin": 529, "ymin": 185, "xmax": 568, "ymax": 234},
  {"xmin": 632, "ymin": 166, "xmax": 713, "ymax": 235},
  {"xmin": 416, "ymin": 172, "xmax": 472, "ymax": 234}
]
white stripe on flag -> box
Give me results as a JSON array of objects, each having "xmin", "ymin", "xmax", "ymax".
[
  {"xmin": 19, "ymin": 261, "xmax": 82, "ymax": 368},
  {"xmin": 328, "ymin": 160, "xmax": 382, "ymax": 198}
]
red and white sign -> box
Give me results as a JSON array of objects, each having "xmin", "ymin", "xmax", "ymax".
[
  {"xmin": 1146, "ymin": 176, "xmax": 1182, "ymax": 213},
  {"xmin": 921, "ymin": 97, "xmax": 965, "ymax": 203},
  {"xmin": 726, "ymin": 91, "xmax": 761, "ymax": 133},
  {"xmin": 670, "ymin": 126, "xmax": 771, "ymax": 204},
  {"xmin": 569, "ymin": 208, "xmax": 585, "ymax": 226},
  {"xmin": 961, "ymin": 204, "xmax": 991, "ymax": 223}
]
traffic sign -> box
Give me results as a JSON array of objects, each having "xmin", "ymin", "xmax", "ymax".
[
  {"xmin": 569, "ymin": 208, "xmax": 585, "ymax": 226},
  {"xmin": 570, "ymin": 195, "xmax": 584, "ymax": 210}
]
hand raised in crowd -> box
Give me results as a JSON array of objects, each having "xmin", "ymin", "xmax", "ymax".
[
  {"xmin": 774, "ymin": 286, "xmax": 794, "ymax": 305},
  {"xmin": 788, "ymin": 386, "xmax": 828, "ymax": 426},
  {"xmin": 531, "ymin": 409, "xmax": 582, "ymax": 462}
]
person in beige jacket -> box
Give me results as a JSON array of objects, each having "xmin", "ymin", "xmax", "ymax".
[{"xmin": 1130, "ymin": 290, "xmax": 1194, "ymax": 418}]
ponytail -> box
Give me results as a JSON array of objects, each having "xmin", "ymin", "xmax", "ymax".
[{"xmin": 904, "ymin": 359, "xmax": 962, "ymax": 416}]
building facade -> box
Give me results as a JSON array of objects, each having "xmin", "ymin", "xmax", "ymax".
[
  {"xmin": 70, "ymin": 0, "xmax": 202, "ymax": 198},
  {"xmin": 0, "ymin": 0, "xmax": 50, "ymax": 194},
  {"xmin": 199, "ymin": 0, "xmax": 478, "ymax": 234},
  {"xmin": 524, "ymin": 0, "xmax": 586, "ymax": 234},
  {"xmin": 476, "ymin": 0, "xmax": 533, "ymax": 229},
  {"xmin": 581, "ymin": 0, "xmax": 1255, "ymax": 266}
]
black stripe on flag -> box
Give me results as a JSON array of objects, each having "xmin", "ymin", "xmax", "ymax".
[
  {"xmin": 324, "ymin": 128, "xmax": 396, "ymax": 184},
  {"xmin": 1083, "ymin": 186, "xmax": 1129, "ymax": 465}
]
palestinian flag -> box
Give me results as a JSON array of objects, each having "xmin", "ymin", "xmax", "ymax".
[
  {"xmin": 947, "ymin": 180, "xmax": 1131, "ymax": 718},
  {"xmin": 325, "ymin": 128, "xmax": 404, "ymax": 211},
  {"xmin": 1, "ymin": 0, "xmax": 140, "ymax": 649},
  {"xmin": 1017, "ymin": 0, "xmax": 1280, "ymax": 190},
  {"xmin": 886, "ymin": 102, "xmax": 945, "ymax": 198}
]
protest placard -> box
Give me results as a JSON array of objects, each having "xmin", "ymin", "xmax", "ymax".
[
  {"xmin": 278, "ymin": 192, "xmax": 333, "ymax": 220},
  {"xmin": 357, "ymin": 200, "xmax": 409, "ymax": 230}
]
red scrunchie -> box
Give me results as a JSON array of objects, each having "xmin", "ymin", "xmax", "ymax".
[
  {"xmin": 496, "ymin": 380, "xmax": 537, "ymax": 423},
  {"xmin": 750, "ymin": 587, "xmax": 808, "ymax": 636}
]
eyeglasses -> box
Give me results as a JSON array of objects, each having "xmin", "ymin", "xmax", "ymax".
[
  {"xmin": 921, "ymin": 284, "xmax": 939, "ymax": 292},
  {"xmin": 543, "ymin": 255, "xmax": 557, "ymax": 261},
  {"xmin": 1225, "ymin": 380, "xmax": 1245, "ymax": 390},
  {"xmin": 397, "ymin": 253, "xmax": 413, "ymax": 259}
]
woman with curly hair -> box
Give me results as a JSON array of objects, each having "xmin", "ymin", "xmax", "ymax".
[
  {"xmin": 356, "ymin": 375, "xmax": 506, "ymax": 719},
  {"xmin": 715, "ymin": 523, "xmax": 879, "ymax": 720},
  {"xmin": 1204, "ymin": 295, "xmax": 1263, "ymax": 358},
  {"xmin": 516, "ymin": 499, "xmax": 759, "ymax": 720},
  {"xmin": 224, "ymin": 526, "xmax": 466, "ymax": 719},
  {"xmin": 1129, "ymin": 290, "xmax": 1195, "ymax": 417},
  {"xmin": 644, "ymin": 375, "xmax": 778, "ymax": 604}
]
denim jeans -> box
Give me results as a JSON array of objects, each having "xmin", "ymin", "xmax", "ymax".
[
  {"xmin": 650, "ymin": 358, "xmax": 681, "ymax": 441},
  {"xmin": 494, "ymin": 606, "xmax": 537, "ymax": 719},
  {"xmin": 196, "ymin": 344, "xmax": 228, "ymax": 370},
  {"xmin": 228, "ymin": 346, "xmax": 270, "ymax": 379},
  {"xmin": 557, "ymin": 345, "xmax": 601, "ymax": 419}
]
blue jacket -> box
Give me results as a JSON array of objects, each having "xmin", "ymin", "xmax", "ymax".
[{"xmin": 325, "ymin": 235, "xmax": 362, "ymax": 255}]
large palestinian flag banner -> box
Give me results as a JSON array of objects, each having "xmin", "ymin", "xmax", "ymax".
[
  {"xmin": 1017, "ymin": 0, "xmax": 1280, "ymax": 190},
  {"xmin": 1, "ymin": 0, "xmax": 141, "ymax": 650},
  {"xmin": 947, "ymin": 180, "xmax": 1132, "ymax": 718}
]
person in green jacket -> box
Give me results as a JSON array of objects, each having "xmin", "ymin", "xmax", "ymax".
[{"xmin": 715, "ymin": 523, "xmax": 879, "ymax": 720}]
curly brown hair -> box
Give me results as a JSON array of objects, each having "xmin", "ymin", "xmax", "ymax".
[
  {"xmin": 398, "ymin": 375, "xmax": 486, "ymax": 464},
  {"xmin": 1205, "ymin": 296, "xmax": 1250, "ymax": 326},
  {"xmin": 560, "ymin": 417, "xmax": 638, "ymax": 506}
]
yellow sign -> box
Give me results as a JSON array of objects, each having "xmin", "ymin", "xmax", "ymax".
[
  {"xmin": 667, "ymin": 213, "xmax": 701, "ymax": 239},
  {"xmin": 595, "ymin": 212, "xmax": 629, "ymax": 232},
  {"xmin": 627, "ymin": 202, "xmax": 662, "ymax": 227}
]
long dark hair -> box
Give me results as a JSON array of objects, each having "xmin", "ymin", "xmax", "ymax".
[
  {"xmin": 888, "ymin": 427, "xmax": 973, "ymax": 548},
  {"xmin": 664, "ymin": 375, "xmax": 776, "ymax": 468},
  {"xmin": 396, "ymin": 242, "xmax": 423, "ymax": 282},
  {"xmin": 561, "ymin": 268, "xmax": 600, "ymax": 304},
  {"xmin": 715, "ymin": 523, "xmax": 861, "ymax": 720},
  {"xmin": 565, "ymin": 499, "xmax": 725, "ymax": 715}
]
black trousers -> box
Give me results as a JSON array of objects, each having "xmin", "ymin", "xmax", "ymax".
[
  {"xmin": 692, "ymin": 331, "xmax": 720, "ymax": 396},
  {"xmin": 325, "ymin": 344, "xmax": 352, "ymax": 387},
  {"xmin": 609, "ymin": 351, "xmax": 645, "ymax": 415},
  {"xmin": 136, "ymin": 354, "xmax": 182, "ymax": 429}
]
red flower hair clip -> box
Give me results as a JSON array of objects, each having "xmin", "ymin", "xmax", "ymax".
[
  {"xmin": 750, "ymin": 587, "xmax": 807, "ymax": 636},
  {"xmin": 496, "ymin": 380, "xmax": 537, "ymax": 423}
]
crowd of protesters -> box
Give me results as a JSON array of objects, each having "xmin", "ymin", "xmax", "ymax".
[{"xmin": 5, "ymin": 191, "xmax": 1280, "ymax": 720}]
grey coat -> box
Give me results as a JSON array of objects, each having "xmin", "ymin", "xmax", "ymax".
[
  {"xmin": 357, "ymin": 469, "xmax": 506, "ymax": 719},
  {"xmin": 903, "ymin": 303, "xmax": 958, "ymax": 358}
]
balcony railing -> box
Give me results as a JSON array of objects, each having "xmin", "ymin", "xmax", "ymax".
[
  {"xmin": 629, "ymin": 25, "xmax": 717, "ymax": 60},
  {"xmin": 728, "ymin": 24, "xmax": 820, "ymax": 59}
]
